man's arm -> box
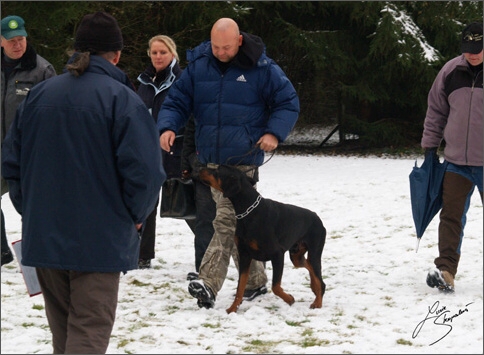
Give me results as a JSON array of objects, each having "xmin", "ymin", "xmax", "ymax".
[{"xmin": 262, "ymin": 62, "xmax": 300, "ymax": 144}]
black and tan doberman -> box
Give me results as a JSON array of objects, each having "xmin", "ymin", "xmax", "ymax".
[{"xmin": 199, "ymin": 164, "xmax": 327, "ymax": 314}]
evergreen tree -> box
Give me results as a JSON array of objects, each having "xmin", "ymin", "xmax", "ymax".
[{"xmin": 1, "ymin": 1, "xmax": 481, "ymax": 148}]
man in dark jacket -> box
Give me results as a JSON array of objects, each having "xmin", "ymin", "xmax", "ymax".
[
  {"xmin": 158, "ymin": 17, "xmax": 299, "ymax": 309},
  {"xmin": 423, "ymin": 22, "xmax": 483, "ymax": 294},
  {"xmin": 1, "ymin": 12, "xmax": 165, "ymax": 353},
  {"xmin": 1, "ymin": 15, "xmax": 56, "ymax": 266}
]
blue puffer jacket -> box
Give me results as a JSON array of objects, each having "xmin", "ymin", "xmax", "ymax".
[
  {"xmin": 157, "ymin": 32, "xmax": 299, "ymax": 166},
  {"xmin": 1, "ymin": 55, "xmax": 166, "ymax": 272}
]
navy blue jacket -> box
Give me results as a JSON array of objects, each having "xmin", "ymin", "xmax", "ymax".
[
  {"xmin": 1, "ymin": 55, "xmax": 166, "ymax": 272},
  {"xmin": 157, "ymin": 32, "xmax": 299, "ymax": 166}
]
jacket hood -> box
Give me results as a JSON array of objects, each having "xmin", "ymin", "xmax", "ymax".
[
  {"xmin": 64, "ymin": 52, "xmax": 135, "ymax": 91},
  {"xmin": 234, "ymin": 32, "xmax": 265, "ymax": 69},
  {"xmin": 186, "ymin": 40, "xmax": 211, "ymax": 62},
  {"xmin": 137, "ymin": 59, "xmax": 181, "ymax": 90}
]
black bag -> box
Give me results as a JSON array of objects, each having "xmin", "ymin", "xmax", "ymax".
[{"xmin": 160, "ymin": 178, "xmax": 196, "ymax": 220}]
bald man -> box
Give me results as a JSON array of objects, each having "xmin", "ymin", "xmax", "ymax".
[{"xmin": 158, "ymin": 17, "xmax": 300, "ymax": 309}]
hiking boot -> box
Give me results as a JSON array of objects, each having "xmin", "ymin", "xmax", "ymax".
[
  {"xmin": 1, "ymin": 250, "xmax": 14, "ymax": 266},
  {"xmin": 188, "ymin": 279, "xmax": 215, "ymax": 309},
  {"xmin": 426, "ymin": 268, "xmax": 455, "ymax": 293},
  {"xmin": 138, "ymin": 259, "xmax": 151, "ymax": 269},
  {"xmin": 187, "ymin": 271, "xmax": 199, "ymax": 281},
  {"xmin": 197, "ymin": 299, "xmax": 214, "ymax": 309},
  {"xmin": 243, "ymin": 285, "xmax": 268, "ymax": 301}
]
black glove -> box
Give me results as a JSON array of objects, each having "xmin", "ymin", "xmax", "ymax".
[{"xmin": 424, "ymin": 147, "xmax": 438, "ymax": 159}]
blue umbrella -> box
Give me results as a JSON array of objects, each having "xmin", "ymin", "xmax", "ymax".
[{"xmin": 409, "ymin": 152, "xmax": 448, "ymax": 252}]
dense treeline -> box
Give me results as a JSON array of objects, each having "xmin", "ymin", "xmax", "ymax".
[{"xmin": 2, "ymin": 1, "xmax": 482, "ymax": 148}]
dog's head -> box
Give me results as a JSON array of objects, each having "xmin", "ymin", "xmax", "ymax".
[{"xmin": 199, "ymin": 165, "xmax": 255, "ymax": 198}]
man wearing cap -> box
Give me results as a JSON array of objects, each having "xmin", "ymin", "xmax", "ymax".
[
  {"xmin": 1, "ymin": 12, "xmax": 165, "ymax": 354},
  {"xmin": 422, "ymin": 22, "xmax": 483, "ymax": 294},
  {"xmin": 1, "ymin": 15, "xmax": 56, "ymax": 267}
]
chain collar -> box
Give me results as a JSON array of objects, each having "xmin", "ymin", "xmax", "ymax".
[{"xmin": 235, "ymin": 195, "xmax": 262, "ymax": 219}]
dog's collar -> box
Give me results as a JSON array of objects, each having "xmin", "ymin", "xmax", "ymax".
[{"xmin": 235, "ymin": 194, "xmax": 262, "ymax": 219}]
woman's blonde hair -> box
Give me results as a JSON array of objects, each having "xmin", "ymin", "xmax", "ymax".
[{"xmin": 147, "ymin": 35, "xmax": 179, "ymax": 61}]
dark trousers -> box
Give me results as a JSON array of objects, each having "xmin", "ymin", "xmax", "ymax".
[
  {"xmin": 193, "ymin": 179, "xmax": 216, "ymax": 271},
  {"xmin": 36, "ymin": 268, "xmax": 120, "ymax": 354},
  {"xmin": 139, "ymin": 180, "xmax": 214, "ymax": 269},
  {"xmin": 139, "ymin": 197, "xmax": 198, "ymax": 261},
  {"xmin": 436, "ymin": 171, "xmax": 483, "ymax": 276},
  {"xmin": 139, "ymin": 198, "xmax": 159, "ymax": 260},
  {"xmin": 1, "ymin": 208, "xmax": 12, "ymax": 255}
]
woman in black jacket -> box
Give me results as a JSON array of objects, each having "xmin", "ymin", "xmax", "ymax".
[{"xmin": 137, "ymin": 35, "xmax": 193, "ymax": 269}]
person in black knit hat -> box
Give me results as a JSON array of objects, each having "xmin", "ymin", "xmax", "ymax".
[
  {"xmin": 74, "ymin": 11, "xmax": 124, "ymax": 53},
  {"xmin": 2, "ymin": 11, "xmax": 165, "ymax": 353}
]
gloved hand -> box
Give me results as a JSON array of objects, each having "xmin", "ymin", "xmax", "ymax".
[{"xmin": 424, "ymin": 147, "xmax": 438, "ymax": 159}]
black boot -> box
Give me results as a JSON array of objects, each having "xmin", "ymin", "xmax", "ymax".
[
  {"xmin": 1, "ymin": 249, "xmax": 14, "ymax": 266},
  {"xmin": 1, "ymin": 209, "xmax": 14, "ymax": 266}
]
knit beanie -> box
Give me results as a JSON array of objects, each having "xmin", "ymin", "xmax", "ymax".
[{"xmin": 74, "ymin": 11, "xmax": 123, "ymax": 52}]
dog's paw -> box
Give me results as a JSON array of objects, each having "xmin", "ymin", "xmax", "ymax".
[
  {"xmin": 284, "ymin": 294, "xmax": 295, "ymax": 306},
  {"xmin": 310, "ymin": 298, "xmax": 322, "ymax": 309},
  {"xmin": 226, "ymin": 304, "xmax": 239, "ymax": 314}
]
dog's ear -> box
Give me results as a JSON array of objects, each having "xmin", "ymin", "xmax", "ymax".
[
  {"xmin": 222, "ymin": 178, "xmax": 242, "ymax": 198},
  {"xmin": 218, "ymin": 165, "xmax": 243, "ymax": 198},
  {"xmin": 236, "ymin": 166, "xmax": 256, "ymax": 187},
  {"xmin": 246, "ymin": 175, "xmax": 256, "ymax": 186}
]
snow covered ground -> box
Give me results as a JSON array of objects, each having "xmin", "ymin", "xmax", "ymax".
[{"xmin": 1, "ymin": 139, "xmax": 482, "ymax": 354}]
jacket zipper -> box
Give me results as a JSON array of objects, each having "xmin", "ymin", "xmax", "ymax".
[{"xmin": 217, "ymin": 72, "xmax": 224, "ymax": 164}]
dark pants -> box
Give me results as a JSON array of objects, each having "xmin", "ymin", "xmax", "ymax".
[
  {"xmin": 193, "ymin": 179, "xmax": 216, "ymax": 271},
  {"xmin": 139, "ymin": 197, "xmax": 198, "ymax": 261},
  {"xmin": 139, "ymin": 179, "xmax": 214, "ymax": 269},
  {"xmin": 138, "ymin": 198, "xmax": 159, "ymax": 260},
  {"xmin": 36, "ymin": 268, "xmax": 120, "ymax": 354},
  {"xmin": 436, "ymin": 168, "xmax": 483, "ymax": 277},
  {"xmin": 1, "ymin": 208, "xmax": 12, "ymax": 255}
]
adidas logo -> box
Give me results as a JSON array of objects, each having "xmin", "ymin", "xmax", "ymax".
[{"xmin": 236, "ymin": 75, "xmax": 247, "ymax": 82}]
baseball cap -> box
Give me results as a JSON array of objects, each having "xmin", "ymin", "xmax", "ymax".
[
  {"xmin": 1, "ymin": 15, "xmax": 28, "ymax": 40},
  {"xmin": 461, "ymin": 22, "xmax": 483, "ymax": 54}
]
